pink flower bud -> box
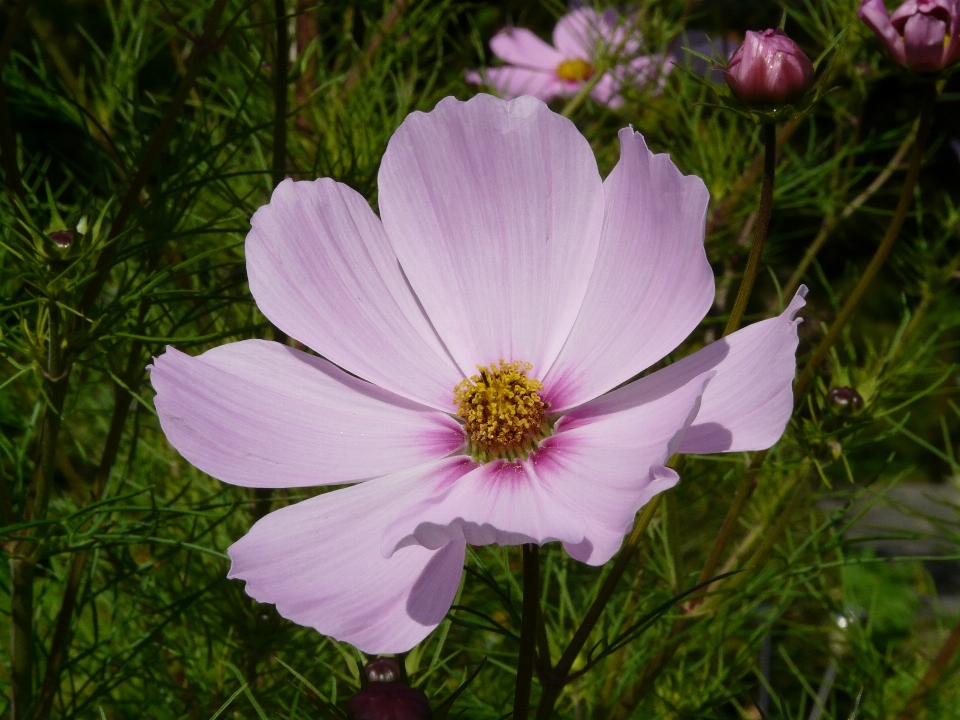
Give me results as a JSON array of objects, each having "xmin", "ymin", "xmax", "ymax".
[
  {"xmin": 49, "ymin": 230, "xmax": 72, "ymax": 248},
  {"xmin": 859, "ymin": 0, "xmax": 960, "ymax": 72},
  {"xmin": 347, "ymin": 682, "xmax": 432, "ymax": 720},
  {"xmin": 723, "ymin": 28, "xmax": 814, "ymax": 105}
]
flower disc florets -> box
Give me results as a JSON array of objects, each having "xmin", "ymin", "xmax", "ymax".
[
  {"xmin": 454, "ymin": 360, "xmax": 550, "ymax": 462},
  {"xmin": 557, "ymin": 58, "xmax": 594, "ymax": 82}
]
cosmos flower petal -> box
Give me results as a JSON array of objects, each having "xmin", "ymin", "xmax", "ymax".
[
  {"xmin": 382, "ymin": 458, "xmax": 587, "ymax": 556},
  {"xmin": 227, "ymin": 459, "xmax": 471, "ymax": 654},
  {"xmin": 543, "ymin": 128, "xmax": 713, "ymax": 411},
  {"xmin": 901, "ymin": 12, "xmax": 948, "ymax": 71},
  {"xmin": 466, "ymin": 67, "xmax": 565, "ymax": 101},
  {"xmin": 150, "ymin": 340, "xmax": 465, "ymax": 488},
  {"xmin": 379, "ymin": 94, "xmax": 604, "ymax": 375},
  {"xmin": 246, "ymin": 178, "xmax": 463, "ymax": 411},
  {"xmin": 859, "ymin": 0, "xmax": 908, "ymax": 65},
  {"xmin": 489, "ymin": 27, "xmax": 564, "ymax": 69},
  {"xmin": 609, "ymin": 288, "xmax": 805, "ymax": 455},
  {"xmin": 553, "ymin": 8, "xmax": 604, "ymax": 60},
  {"xmin": 541, "ymin": 368, "xmax": 712, "ymax": 565},
  {"xmin": 675, "ymin": 289, "xmax": 806, "ymax": 453}
]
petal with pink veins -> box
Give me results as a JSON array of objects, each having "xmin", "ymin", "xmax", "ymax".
[
  {"xmin": 150, "ymin": 340, "xmax": 465, "ymax": 488},
  {"xmin": 543, "ymin": 129, "xmax": 713, "ymax": 411},
  {"xmin": 625, "ymin": 288, "xmax": 805, "ymax": 455},
  {"xmin": 228, "ymin": 458, "xmax": 473, "ymax": 654},
  {"xmin": 466, "ymin": 66, "xmax": 564, "ymax": 101},
  {"xmin": 543, "ymin": 368, "xmax": 713, "ymax": 565},
  {"xmin": 382, "ymin": 456, "xmax": 587, "ymax": 555},
  {"xmin": 379, "ymin": 94, "xmax": 604, "ymax": 376},
  {"xmin": 489, "ymin": 27, "xmax": 564, "ymax": 70},
  {"xmin": 246, "ymin": 178, "xmax": 463, "ymax": 411}
]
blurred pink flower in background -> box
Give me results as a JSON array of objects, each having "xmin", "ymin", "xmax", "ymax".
[
  {"xmin": 722, "ymin": 28, "xmax": 814, "ymax": 105},
  {"xmin": 859, "ymin": 0, "xmax": 960, "ymax": 72},
  {"xmin": 150, "ymin": 94, "xmax": 805, "ymax": 654},
  {"xmin": 467, "ymin": 8, "xmax": 667, "ymax": 107}
]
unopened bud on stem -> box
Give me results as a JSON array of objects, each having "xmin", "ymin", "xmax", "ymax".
[{"xmin": 723, "ymin": 28, "xmax": 814, "ymax": 106}]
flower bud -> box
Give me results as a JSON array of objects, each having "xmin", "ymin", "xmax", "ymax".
[
  {"xmin": 827, "ymin": 387, "xmax": 864, "ymax": 412},
  {"xmin": 49, "ymin": 230, "xmax": 73, "ymax": 249},
  {"xmin": 859, "ymin": 0, "xmax": 960, "ymax": 72},
  {"xmin": 347, "ymin": 682, "xmax": 431, "ymax": 720},
  {"xmin": 723, "ymin": 29, "xmax": 814, "ymax": 105},
  {"xmin": 365, "ymin": 657, "xmax": 401, "ymax": 683}
]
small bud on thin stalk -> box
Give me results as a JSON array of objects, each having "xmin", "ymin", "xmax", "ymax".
[{"xmin": 723, "ymin": 29, "xmax": 814, "ymax": 106}]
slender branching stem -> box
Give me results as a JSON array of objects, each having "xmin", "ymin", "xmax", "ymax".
[
  {"xmin": 895, "ymin": 617, "xmax": 960, "ymax": 720},
  {"xmin": 706, "ymin": 119, "xmax": 799, "ymax": 236},
  {"xmin": 32, "ymin": 344, "xmax": 145, "ymax": 720},
  {"xmin": 10, "ymin": 557, "xmax": 34, "ymax": 720},
  {"xmin": 724, "ymin": 122, "xmax": 776, "ymax": 336},
  {"xmin": 782, "ymin": 119, "xmax": 918, "ymax": 299},
  {"xmin": 794, "ymin": 85, "xmax": 936, "ymax": 398},
  {"xmin": 78, "ymin": 0, "xmax": 229, "ymax": 316},
  {"xmin": 535, "ymin": 497, "xmax": 662, "ymax": 719},
  {"xmin": 271, "ymin": 0, "xmax": 288, "ymax": 188},
  {"xmin": 514, "ymin": 544, "xmax": 540, "ymax": 720}
]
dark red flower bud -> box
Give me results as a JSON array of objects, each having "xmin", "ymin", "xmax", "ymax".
[
  {"xmin": 365, "ymin": 657, "xmax": 401, "ymax": 683},
  {"xmin": 827, "ymin": 387, "xmax": 864, "ymax": 412},
  {"xmin": 49, "ymin": 230, "xmax": 73, "ymax": 248},
  {"xmin": 347, "ymin": 682, "xmax": 432, "ymax": 720},
  {"xmin": 723, "ymin": 28, "xmax": 814, "ymax": 105}
]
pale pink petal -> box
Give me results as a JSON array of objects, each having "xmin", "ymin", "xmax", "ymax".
[
  {"xmin": 466, "ymin": 66, "xmax": 564, "ymax": 101},
  {"xmin": 859, "ymin": 0, "xmax": 907, "ymax": 65},
  {"xmin": 378, "ymin": 94, "xmax": 604, "ymax": 377},
  {"xmin": 246, "ymin": 178, "xmax": 463, "ymax": 411},
  {"xmin": 489, "ymin": 27, "xmax": 564, "ymax": 70},
  {"xmin": 382, "ymin": 457, "xmax": 587, "ymax": 555},
  {"xmin": 608, "ymin": 288, "xmax": 805, "ymax": 455},
  {"xmin": 150, "ymin": 340, "xmax": 465, "ymax": 488},
  {"xmin": 901, "ymin": 12, "xmax": 948, "ymax": 70},
  {"xmin": 553, "ymin": 8, "xmax": 604, "ymax": 60},
  {"xmin": 228, "ymin": 458, "xmax": 472, "ymax": 654},
  {"xmin": 541, "ymin": 368, "xmax": 712, "ymax": 565},
  {"xmin": 543, "ymin": 129, "xmax": 713, "ymax": 411}
]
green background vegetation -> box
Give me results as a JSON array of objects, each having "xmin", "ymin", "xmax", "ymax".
[{"xmin": 2, "ymin": 0, "xmax": 960, "ymax": 717}]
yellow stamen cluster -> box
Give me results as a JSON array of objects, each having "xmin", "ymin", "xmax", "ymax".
[
  {"xmin": 556, "ymin": 58, "xmax": 594, "ymax": 83},
  {"xmin": 454, "ymin": 360, "xmax": 549, "ymax": 462}
]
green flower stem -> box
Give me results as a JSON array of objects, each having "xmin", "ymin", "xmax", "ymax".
[
  {"xmin": 707, "ymin": 119, "xmax": 799, "ymax": 236},
  {"xmin": 271, "ymin": 0, "xmax": 289, "ymax": 188},
  {"xmin": 535, "ymin": 497, "xmax": 662, "ymax": 720},
  {"xmin": 782, "ymin": 119, "xmax": 918, "ymax": 300},
  {"xmin": 514, "ymin": 544, "xmax": 541, "ymax": 720},
  {"xmin": 794, "ymin": 85, "xmax": 936, "ymax": 399},
  {"xmin": 693, "ymin": 449, "xmax": 767, "ymax": 594},
  {"xmin": 32, "ymin": 341, "xmax": 147, "ymax": 720},
  {"xmin": 78, "ymin": 0, "xmax": 229, "ymax": 316},
  {"xmin": 724, "ymin": 122, "xmax": 776, "ymax": 336},
  {"xmin": 895, "ymin": 617, "xmax": 960, "ymax": 720}
]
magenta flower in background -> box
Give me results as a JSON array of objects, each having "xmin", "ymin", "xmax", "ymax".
[
  {"xmin": 150, "ymin": 94, "xmax": 806, "ymax": 654},
  {"xmin": 723, "ymin": 28, "xmax": 814, "ymax": 106},
  {"xmin": 859, "ymin": 0, "xmax": 960, "ymax": 72},
  {"xmin": 466, "ymin": 8, "xmax": 665, "ymax": 108}
]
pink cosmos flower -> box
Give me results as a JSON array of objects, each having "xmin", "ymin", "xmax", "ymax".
[
  {"xmin": 859, "ymin": 0, "xmax": 960, "ymax": 72},
  {"xmin": 466, "ymin": 8, "xmax": 665, "ymax": 108},
  {"xmin": 150, "ymin": 94, "xmax": 806, "ymax": 654}
]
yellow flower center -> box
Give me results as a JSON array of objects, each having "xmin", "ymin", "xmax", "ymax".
[
  {"xmin": 556, "ymin": 58, "xmax": 594, "ymax": 83},
  {"xmin": 454, "ymin": 360, "xmax": 550, "ymax": 462}
]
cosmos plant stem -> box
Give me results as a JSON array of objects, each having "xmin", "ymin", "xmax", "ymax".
[
  {"xmin": 794, "ymin": 85, "xmax": 936, "ymax": 398},
  {"xmin": 894, "ymin": 616, "xmax": 960, "ymax": 720},
  {"xmin": 724, "ymin": 122, "xmax": 776, "ymax": 336},
  {"xmin": 535, "ymin": 497, "xmax": 662, "ymax": 719},
  {"xmin": 514, "ymin": 544, "xmax": 540, "ymax": 719},
  {"xmin": 271, "ymin": 0, "xmax": 289, "ymax": 188}
]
